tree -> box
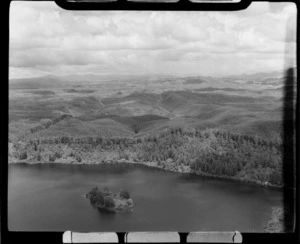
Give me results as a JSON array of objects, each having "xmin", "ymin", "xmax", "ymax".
[
  {"xmin": 237, "ymin": 161, "xmax": 242, "ymax": 171},
  {"xmin": 19, "ymin": 151, "xmax": 27, "ymax": 160},
  {"xmin": 55, "ymin": 152, "xmax": 61, "ymax": 159},
  {"xmin": 89, "ymin": 186, "xmax": 99, "ymax": 196},
  {"xmin": 76, "ymin": 155, "xmax": 82, "ymax": 162},
  {"xmin": 103, "ymin": 187, "xmax": 111, "ymax": 196},
  {"xmin": 95, "ymin": 191, "xmax": 105, "ymax": 205},
  {"xmin": 49, "ymin": 154, "xmax": 56, "ymax": 162},
  {"xmin": 104, "ymin": 196, "xmax": 115, "ymax": 208},
  {"xmin": 89, "ymin": 187, "xmax": 105, "ymax": 205},
  {"xmin": 119, "ymin": 189, "xmax": 130, "ymax": 199},
  {"xmin": 269, "ymin": 171, "xmax": 282, "ymax": 185},
  {"xmin": 61, "ymin": 136, "xmax": 70, "ymax": 144}
]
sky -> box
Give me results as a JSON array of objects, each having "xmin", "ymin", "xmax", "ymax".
[{"xmin": 9, "ymin": 1, "xmax": 297, "ymax": 79}]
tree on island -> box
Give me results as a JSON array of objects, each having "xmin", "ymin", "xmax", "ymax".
[
  {"xmin": 119, "ymin": 189, "xmax": 130, "ymax": 199},
  {"xmin": 93, "ymin": 191, "xmax": 105, "ymax": 205},
  {"xmin": 89, "ymin": 186, "xmax": 105, "ymax": 205},
  {"xmin": 104, "ymin": 196, "xmax": 115, "ymax": 208},
  {"xmin": 103, "ymin": 187, "xmax": 112, "ymax": 196},
  {"xmin": 86, "ymin": 186, "xmax": 134, "ymax": 212}
]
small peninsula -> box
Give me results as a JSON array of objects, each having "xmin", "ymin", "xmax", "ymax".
[{"xmin": 86, "ymin": 186, "xmax": 134, "ymax": 213}]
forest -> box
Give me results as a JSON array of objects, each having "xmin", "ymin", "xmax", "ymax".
[{"xmin": 9, "ymin": 127, "xmax": 284, "ymax": 186}]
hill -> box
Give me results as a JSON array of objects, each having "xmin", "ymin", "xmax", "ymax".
[
  {"xmin": 9, "ymin": 68, "xmax": 293, "ymax": 144},
  {"xmin": 28, "ymin": 117, "xmax": 135, "ymax": 139},
  {"xmin": 110, "ymin": 115, "xmax": 169, "ymax": 133},
  {"xmin": 9, "ymin": 87, "xmax": 283, "ymax": 141}
]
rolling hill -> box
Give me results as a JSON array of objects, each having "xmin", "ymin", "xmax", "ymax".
[
  {"xmin": 9, "ymin": 69, "xmax": 295, "ymax": 143},
  {"xmin": 28, "ymin": 117, "xmax": 135, "ymax": 139}
]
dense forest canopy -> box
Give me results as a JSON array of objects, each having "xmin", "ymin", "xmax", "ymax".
[{"xmin": 10, "ymin": 127, "xmax": 284, "ymax": 186}]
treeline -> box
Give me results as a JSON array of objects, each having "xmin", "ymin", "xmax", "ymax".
[{"xmin": 11, "ymin": 127, "xmax": 284, "ymax": 186}]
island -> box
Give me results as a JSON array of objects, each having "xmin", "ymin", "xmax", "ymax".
[{"xmin": 86, "ymin": 186, "xmax": 134, "ymax": 212}]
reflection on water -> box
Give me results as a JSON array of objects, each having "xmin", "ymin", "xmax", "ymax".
[{"xmin": 8, "ymin": 163, "xmax": 283, "ymax": 232}]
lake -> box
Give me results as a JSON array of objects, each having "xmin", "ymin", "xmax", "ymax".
[{"xmin": 8, "ymin": 163, "xmax": 283, "ymax": 232}]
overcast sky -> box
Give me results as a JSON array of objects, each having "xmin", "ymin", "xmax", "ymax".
[{"xmin": 9, "ymin": 1, "xmax": 296, "ymax": 79}]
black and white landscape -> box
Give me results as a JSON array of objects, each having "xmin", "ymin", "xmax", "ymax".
[{"xmin": 8, "ymin": 1, "xmax": 296, "ymax": 232}]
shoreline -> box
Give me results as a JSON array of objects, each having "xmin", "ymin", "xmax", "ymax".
[
  {"xmin": 194, "ymin": 170, "xmax": 283, "ymax": 189},
  {"xmin": 9, "ymin": 158, "xmax": 283, "ymax": 189},
  {"xmin": 264, "ymin": 207, "xmax": 284, "ymax": 233}
]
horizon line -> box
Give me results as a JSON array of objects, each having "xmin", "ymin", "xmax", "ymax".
[{"xmin": 9, "ymin": 67, "xmax": 296, "ymax": 80}]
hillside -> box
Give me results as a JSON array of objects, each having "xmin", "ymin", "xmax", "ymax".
[
  {"xmin": 8, "ymin": 69, "xmax": 296, "ymax": 188},
  {"xmin": 9, "ymin": 86, "xmax": 284, "ymax": 141},
  {"xmin": 32, "ymin": 117, "xmax": 135, "ymax": 138},
  {"xmin": 110, "ymin": 115, "xmax": 169, "ymax": 133}
]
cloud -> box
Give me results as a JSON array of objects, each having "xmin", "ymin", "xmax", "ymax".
[{"xmin": 9, "ymin": 1, "xmax": 297, "ymax": 78}]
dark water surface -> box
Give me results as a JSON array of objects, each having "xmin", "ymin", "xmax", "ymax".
[{"xmin": 8, "ymin": 163, "xmax": 283, "ymax": 232}]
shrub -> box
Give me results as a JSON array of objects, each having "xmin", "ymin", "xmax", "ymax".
[
  {"xmin": 76, "ymin": 155, "xmax": 82, "ymax": 162},
  {"xmin": 119, "ymin": 189, "xmax": 130, "ymax": 199},
  {"xmin": 104, "ymin": 196, "xmax": 115, "ymax": 208}
]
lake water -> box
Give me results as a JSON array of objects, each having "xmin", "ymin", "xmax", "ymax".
[{"xmin": 8, "ymin": 163, "xmax": 283, "ymax": 232}]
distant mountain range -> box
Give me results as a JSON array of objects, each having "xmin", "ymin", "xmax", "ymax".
[
  {"xmin": 223, "ymin": 67, "xmax": 297, "ymax": 80},
  {"xmin": 9, "ymin": 73, "xmax": 177, "ymax": 89},
  {"xmin": 9, "ymin": 67, "xmax": 296, "ymax": 90}
]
